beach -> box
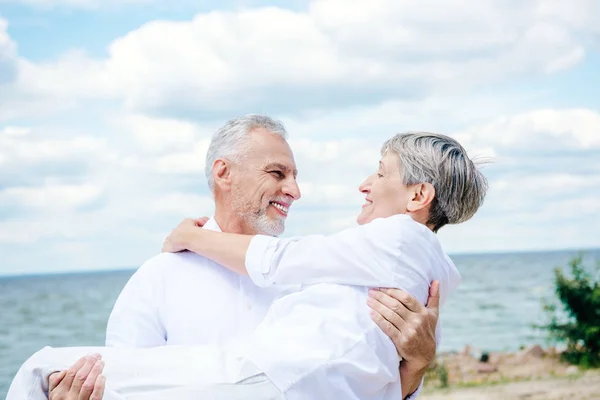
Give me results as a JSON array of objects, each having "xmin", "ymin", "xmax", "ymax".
[
  {"xmin": 421, "ymin": 371, "xmax": 600, "ymax": 400},
  {"xmin": 420, "ymin": 345, "xmax": 600, "ymax": 399}
]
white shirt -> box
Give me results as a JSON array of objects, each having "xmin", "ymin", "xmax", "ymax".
[
  {"xmin": 106, "ymin": 218, "xmax": 282, "ymax": 348},
  {"xmin": 243, "ymin": 214, "xmax": 461, "ymax": 400}
]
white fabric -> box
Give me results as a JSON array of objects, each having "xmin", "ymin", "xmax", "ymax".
[
  {"xmin": 106, "ymin": 218, "xmax": 283, "ymax": 348},
  {"xmin": 6, "ymin": 345, "xmax": 283, "ymax": 400},
  {"xmin": 244, "ymin": 214, "xmax": 461, "ymax": 400},
  {"xmin": 12, "ymin": 215, "xmax": 448, "ymax": 399}
]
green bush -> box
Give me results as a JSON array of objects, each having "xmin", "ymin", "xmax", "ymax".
[
  {"xmin": 542, "ymin": 255, "xmax": 600, "ymax": 368},
  {"xmin": 437, "ymin": 362, "xmax": 449, "ymax": 388}
]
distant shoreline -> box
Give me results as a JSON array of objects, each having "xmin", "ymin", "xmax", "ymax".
[{"xmin": 2, "ymin": 247, "xmax": 598, "ymax": 279}]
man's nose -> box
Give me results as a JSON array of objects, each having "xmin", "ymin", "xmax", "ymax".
[{"xmin": 283, "ymin": 178, "xmax": 301, "ymax": 201}]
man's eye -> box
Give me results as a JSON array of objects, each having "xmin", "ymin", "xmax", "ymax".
[{"xmin": 270, "ymin": 171, "xmax": 284, "ymax": 179}]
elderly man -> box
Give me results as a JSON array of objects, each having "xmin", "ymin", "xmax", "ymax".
[{"xmin": 42, "ymin": 115, "xmax": 440, "ymax": 399}]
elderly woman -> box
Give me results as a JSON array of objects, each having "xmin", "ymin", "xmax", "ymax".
[{"xmin": 8, "ymin": 132, "xmax": 487, "ymax": 400}]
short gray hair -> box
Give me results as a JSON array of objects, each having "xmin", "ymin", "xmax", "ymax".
[
  {"xmin": 381, "ymin": 132, "xmax": 488, "ymax": 232},
  {"xmin": 205, "ymin": 115, "xmax": 288, "ymax": 191}
]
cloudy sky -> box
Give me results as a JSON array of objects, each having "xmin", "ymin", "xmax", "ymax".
[{"xmin": 0, "ymin": 0, "xmax": 599, "ymax": 275}]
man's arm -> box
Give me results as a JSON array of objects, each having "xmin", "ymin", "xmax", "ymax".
[
  {"xmin": 105, "ymin": 259, "xmax": 167, "ymax": 347},
  {"xmin": 368, "ymin": 281, "xmax": 440, "ymax": 399}
]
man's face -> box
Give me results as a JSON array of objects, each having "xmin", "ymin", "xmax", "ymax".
[
  {"xmin": 230, "ymin": 128, "xmax": 301, "ymax": 236},
  {"xmin": 356, "ymin": 151, "xmax": 411, "ymax": 225}
]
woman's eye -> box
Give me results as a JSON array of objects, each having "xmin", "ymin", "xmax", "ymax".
[{"xmin": 377, "ymin": 173, "xmax": 384, "ymax": 178}]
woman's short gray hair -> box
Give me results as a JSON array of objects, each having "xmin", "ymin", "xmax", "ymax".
[
  {"xmin": 205, "ymin": 115, "xmax": 288, "ymax": 191},
  {"xmin": 382, "ymin": 132, "xmax": 488, "ymax": 232}
]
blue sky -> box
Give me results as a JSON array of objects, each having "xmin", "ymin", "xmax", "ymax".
[{"xmin": 0, "ymin": 0, "xmax": 599, "ymax": 275}]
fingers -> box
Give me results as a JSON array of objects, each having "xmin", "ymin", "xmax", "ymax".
[
  {"xmin": 78, "ymin": 359, "xmax": 104, "ymax": 400},
  {"xmin": 181, "ymin": 218, "xmax": 195, "ymax": 227},
  {"xmin": 49, "ymin": 370, "xmax": 67, "ymax": 392},
  {"xmin": 426, "ymin": 280, "xmax": 441, "ymax": 310},
  {"xmin": 367, "ymin": 290, "xmax": 413, "ymax": 349},
  {"xmin": 60, "ymin": 356, "xmax": 89, "ymax": 390},
  {"xmin": 69, "ymin": 355, "xmax": 100, "ymax": 396},
  {"xmin": 162, "ymin": 236, "xmax": 175, "ymax": 253},
  {"xmin": 368, "ymin": 289, "xmax": 411, "ymax": 323},
  {"xmin": 162, "ymin": 238, "xmax": 181, "ymax": 253},
  {"xmin": 369, "ymin": 306, "xmax": 401, "ymax": 344},
  {"xmin": 377, "ymin": 288, "xmax": 424, "ymax": 313},
  {"xmin": 194, "ymin": 217, "xmax": 209, "ymax": 227},
  {"xmin": 89, "ymin": 376, "xmax": 106, "ymax": 400}
]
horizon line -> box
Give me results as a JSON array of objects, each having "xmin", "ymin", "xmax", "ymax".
[{"xmin": 1, "ymin": 246, "xmax": 598, "ymax": 279}]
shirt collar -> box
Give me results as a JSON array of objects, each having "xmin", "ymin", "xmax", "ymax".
[{"xmin": 203, "ymin": 216, "xmax": 222, "ymax": 232}]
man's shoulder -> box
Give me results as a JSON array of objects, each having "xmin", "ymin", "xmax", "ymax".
[{"xmin": 134, "ymin": 251, "xmax": 215, "ymax": 278}]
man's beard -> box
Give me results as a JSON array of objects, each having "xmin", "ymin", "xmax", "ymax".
[
  {"xmin": 232, "ymin": 196, "xmax": 285, "ymax": 237},
  {"xmin": 252, "ymin": 210, "xmax": 285, "ymax": 237}
]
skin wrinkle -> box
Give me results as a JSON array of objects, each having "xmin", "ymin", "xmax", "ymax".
[{"xmin": 227, "ymin": 128, "xmax": 301, "ymax": 237}]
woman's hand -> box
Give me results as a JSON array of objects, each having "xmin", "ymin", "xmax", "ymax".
[
  {"xmin": 193, "ymin": 217, "xmax": 210, "ymax": 227},
  {"xmin": 162, "ymin": 218, "xmax": 203, "ymax": 253}
]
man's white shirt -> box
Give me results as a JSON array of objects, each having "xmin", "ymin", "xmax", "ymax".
[{"xmin": 105, "ymin": 218, "xmax": 282, "ymax": 348}]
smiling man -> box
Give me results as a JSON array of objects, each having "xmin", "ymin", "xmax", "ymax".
[{"xmin": 44, "ymin": 115, "xmax": 439, "ymax": 400}]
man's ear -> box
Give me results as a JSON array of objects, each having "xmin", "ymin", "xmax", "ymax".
[
  {"xmin": 406, "ymin": 182, "xmax": 435, "ymax": 212},
  {"xmin": 213, "ymin": 159, "xmax": 233, "ymax": 192}
]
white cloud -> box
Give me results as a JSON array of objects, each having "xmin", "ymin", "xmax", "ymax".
[
  {"xmin": 112, "ymin": 114, "xmax": 213, "ymax": 175},
  {"xmin": 121, "ymin": 114, "xmax": 207, "ymax": 154},
  {"xmin": 0, "ymin": 18, "xmax": 18, "ymax": 85},
  {"xmin": 537, "ymin": 0, "xmax": 600, "ymax": 36},
  {"xmin": 0, "ymin": 129, "xmax": 108, "ymax": 163},
  {"xmin": 457, "ymin": 109, "xmax": 600, "ymax": 151},
  {"xmin": 0, "ymin": 183, "xmax": 104, "ymax": 209},
  {"xmin": 0, "ymin": 0, "xmax": 154, "ymax": 8},
  {"xmin": 98, "ymin": 2, "xmax": 589, "ymax": 114},
  {"xmin": 0, "ymin": 125, "xmax": 114, "ymax": 172},
  {"xmin": 153, "ymin": 145, "xmax": 210, "ymax": 174},
  {"xmin": 2, "ymin": 0, "xmax": 596, "ymax": 119},
  {"xmin": 17, "ymin": 51, "xmax": 113, "ymax": 99},
  {"xmin": 151, "ymin": 193, "xmax": 214, "ymax": 216}
]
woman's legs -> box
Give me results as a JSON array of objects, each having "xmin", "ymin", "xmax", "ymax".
[
  {"xmin": 128, "ymin": 359, "xmax": 283, "ymax": 400},
  {"xmin": 7, "ymin": 344, "xmax": 257, "ymax": 400},
  {"xmin": 7, "ymin": 346, "xmax": 126, "ymax": 400}
]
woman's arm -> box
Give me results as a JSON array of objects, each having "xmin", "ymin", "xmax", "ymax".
[
  {"xmin": 162, "ymin": 218, "xmax": 252, "ymax": 276},
  {"xmin": 164, "ymin": 215, "xmax": 422, "ymax": 291}
]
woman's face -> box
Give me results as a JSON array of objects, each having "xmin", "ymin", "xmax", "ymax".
[{"xmin": 356, "ymin": 151, "xmax": 412, "ymax": 225}]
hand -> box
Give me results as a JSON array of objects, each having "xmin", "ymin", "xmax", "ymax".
[
  {"xmin": 48, "ymin": 354, "xmax": 106, "ymax": 400},
  {"xmin": 367, "ymin": 280, "xmax": 440, "ymax": 371},
  {"xmin": 162, "ymin": 218, "xmax": 201, "ymax": 253},
  {"xmin": 193, "ymin": 216, "xmax": 210, "ymax": 227}
]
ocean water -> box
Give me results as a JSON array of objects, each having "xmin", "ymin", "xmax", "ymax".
[{"xmin": 1, "ymin": 249, "xmax": 598, "ymax": 397}]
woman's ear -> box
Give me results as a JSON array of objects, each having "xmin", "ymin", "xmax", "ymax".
[
  {"xmin": 213, "ymin": 159, "xmax": 232, "ymax": 192},
  {"xmin": 406, "ymin": 183, "xmax": 435, "ymax": 212}
]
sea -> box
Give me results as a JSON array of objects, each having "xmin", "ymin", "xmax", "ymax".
[{"xmin": 0, "ymin": 249, "xmax": 598, "ymax": 397}]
